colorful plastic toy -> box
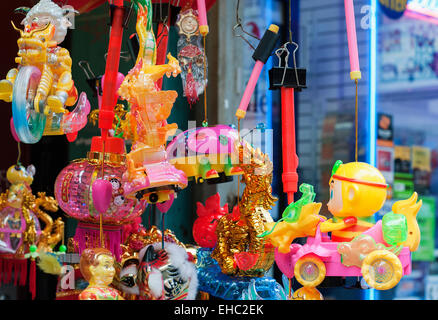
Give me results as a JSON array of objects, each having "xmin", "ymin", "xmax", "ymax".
[
  {"xmin": 54, "ymin": 144, "xmax": 148, "ymax": 259},
  {"xmin": 118, "ymin": 0, "xmax": 187, "ymax": 205},
  {"xmin": 0, "ymin": 0, "xmax": 90, "ymax": 143},
  {"xmin": 0, "ymin": 163, "xmax": 63, "ymax": 299},
  {"xmin": 320, "ymin": 160, "xmax": 388, "ymax": 242},
  {"xmin": 193, "ymin": 193, "xmax": 228, "ymax": 248},
  {"xmin": 235, "ymin": 24, "xmax": 280, "ymax": 120},
  {"xmin": 0, "ymin": 164, "xmax": 63, "ymax": 254},
  {"xmin": 116, "ymin": 225, "xmax": 198, "ymax": 300},
  {"xmin": 211, "ymin": 140, "xmax": 277, "ymax": 277},
  {"xmin": 273, "ymin": 213, "xmax": 416, "ymax": 291},
  {"xmin": 196, "ymin": 247, "xmax": 282, "ymax": 300},
  {"xmin": 79, "ymin": 247, "xmax": 124, "ymax": 300},
  {"xmin": 166, "ymin": 124, "xmax": 243, "ymax": 184},
  {"xmin": 344, "ymin": 0, "xmax": 361, "ymax": 80},
  {"xmin": 263, "ymin": 161, "xmax": 422, "ymax": 292}
]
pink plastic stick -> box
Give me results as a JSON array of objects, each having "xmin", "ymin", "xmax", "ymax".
[
  {"xmin": 197, "ymin": 0, "xmax": 208, "ymax": 30},
  {"xmin": 344, "ymin": 0, "xmax": 360, "ymax": 77},
  {"xmin": 236, "ymin": 60, "xmax": 264, "ymax": 118}
]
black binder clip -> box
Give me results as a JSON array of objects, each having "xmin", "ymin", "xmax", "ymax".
[{"xmin": 269, "ymin": 42, "xmax": 307, "ymax": 91}]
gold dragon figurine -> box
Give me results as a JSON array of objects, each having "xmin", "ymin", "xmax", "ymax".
[
  {"xmin": 0, "ymin": 164, "xmax": 63, "ymax": 255},
  {"xmin": 211, "ymin": 141, "xmax": 278, "ymax": 277}
]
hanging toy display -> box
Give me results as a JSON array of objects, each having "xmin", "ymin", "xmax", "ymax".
[
  {"xmin": 0, "ymin": 0, "xmax": 90, "ymax": 144},
  {"xmin": 175, "ymin": 6, "xmax": 208, "ymax": 105},
  {"xmin": 211, "ymin": 140, "xmax": 278, "ymax": 277},
  {"xmin": 53, "ymin": 0, "xmax": 148, "ymax": 261},
  {"xmin": 191, "ymin": 22, "xmax": 284, "ymax": 300},
  {"xmin": 78, "ymin": 247, "xmax": 124, "ymax": 300},
  {"xmin": 264, "ymin": 161, "xmax": 422, "ymax": 294},
  {"xmin": 166, "ymin": 124, "xmax": 243, "ymax": 184},
  {"xmin": 194, "ymin": 139, "xmax": 281, "ymax": 300},
  {"xmin": 115, "ymin": 225, "xmax": 198, "ymax": 300},
  {"xmin": 0, "ymin": 163, "xmax": 64, "ymax": 299},
  {"xmin": 117, "ymin": 0, "xmax": 188, "ymax": 205},
  {"xmin": 54, "ymin": 142, "xmax": 148, "ymax": 260}
]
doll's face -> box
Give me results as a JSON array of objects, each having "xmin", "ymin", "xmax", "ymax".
[
  {"xmin": 110, "ymin": 178, "xmax": 121, "ymax": 191},
  {"xmin": 327, "ymin": 179, "xmax": 343, "ymax": 215},
  {"xmin": 89, "ymin": 254, "xmax": 115, "ymax": 286},
  {"xmin": 7, "ymin": 165, "xmax": 35, "ymax": 186},
  {"xmin": 114, "ymin": 195, "xmax": 125, "ymax": 206}
]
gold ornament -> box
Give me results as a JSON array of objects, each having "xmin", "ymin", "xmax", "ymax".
[
  {"xmin": 175, "ymin": 9, "xmax": 200, "ymax": 41},
  {"xmin": 0, "ymin": 164, "xmax": 62, "ymax": 255},
  {"xmin": 211, "ymin": 141, "xmax": 278, "ymax": 276}
]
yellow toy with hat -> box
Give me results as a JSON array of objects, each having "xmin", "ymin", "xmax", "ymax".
[{"xmin": 320, "ymin": 160, "xmax": 389, "ymax": 242}]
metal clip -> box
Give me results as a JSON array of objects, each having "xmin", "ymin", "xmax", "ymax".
[{"xmin": 275, "ymin": 41, "xmax": 300, "ymax": 87}]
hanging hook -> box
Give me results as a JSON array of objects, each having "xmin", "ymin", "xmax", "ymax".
[
  {"xmin": 104, "ymin": 51, "xmax": 131, "ymax": 62},
  {"xmin": 78, "ymin": 60, "xmax": 96, "ymax": 79},
  {"xmin": 233, "ymin": 0, "xmax": 260, "ymax": 50}
]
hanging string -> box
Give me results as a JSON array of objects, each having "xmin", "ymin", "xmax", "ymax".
[
  {"xmin": 99, "ymin": 213, "xmax": 104, "ymax": 248},
  {"xmin": 161, "ymin": 212, "xmax": 165, "ymax": 250},
  {"xmin": 202, "ymin": 35, "xmax": 208, "ymax": 127},
  {"xmin": 16, "ymin": 142, "xmax": 21, "ymax": 165},
  {"xmin": 355, "ymin": 79, "xmax": 358, "ymax": 162},
  {"xmin": 286, "ymin": 0, "xmax": 300, "ymax": 88},
  {"xmin": 148, "ymin": 204, "xmax": 151, "ymax": 229},
  {"xmin": 237, "ymin": 118, "xmax": 241, "ymax": 209},
  {"xmin": 99, "ymin": 140, "xmax": 106, "ymax": 248},
  {"xmin": 288, "ymin": 0, "xmax": 292, "ymax": 44}
]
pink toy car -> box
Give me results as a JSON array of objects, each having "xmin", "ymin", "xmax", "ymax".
[
  {"xmin": 166, "ymin": 124, "xmax": 243, "ymax": 184},
  {"xmin": 275, "ymin": 219, "xmax": 412, "ymax": 291}
]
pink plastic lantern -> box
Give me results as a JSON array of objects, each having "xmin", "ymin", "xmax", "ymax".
[
  {"xmin": 54, "ymin": 137, "xmax": 148, "ymax": 259},
  {"xmin": 55, "ymin": 157, "xmax": 147, "ymax": 225}
]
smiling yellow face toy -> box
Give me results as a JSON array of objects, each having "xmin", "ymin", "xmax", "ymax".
[{"xmin": 320, "ymin": 160, "xmax": 388, "ymax": 242}]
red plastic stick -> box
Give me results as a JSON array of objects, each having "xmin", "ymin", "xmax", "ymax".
[
  {"xmin": 156, "ymin": 21, "xmax": 170, "ymax": 90},
  {"xmin": 281, "ymin": 87, "xmax": 299, "ymax": 204},
  {"xmin": 99, "ymin": 0, "xmax": 125, "ymax": 141}
]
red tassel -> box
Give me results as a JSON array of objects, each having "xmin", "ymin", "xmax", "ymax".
[
  {"xmin": 0, "ymin": 258, "xmax": 3, "ymax": 286},
  {"xmin": 13, "ymin": 260, "xmax": 18, "ymax": 286},
  {"xmin": 19, "ymin": 259, "xmax": 27, "ymax": 286},
  {"xmin": 29, "ymin": 259, "xmax": 36, "ymax": 300},
  {"xmin": 5, "ymin": 259, "xmax": 13, "ymax": 283}
]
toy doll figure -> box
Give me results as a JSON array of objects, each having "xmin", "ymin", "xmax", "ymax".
[
  {"xmin": 0, "ymin": 0, "xmax": 90, "ymax": 144},
  {"xmin": 0, "ymin": 0, "xmax": 77, "ymax": 112},
  {"xmin": 79, "ymin": 248, "xmax": 124, "ymax": 300},
  {"xmin": 117, "ymin": 0, "xmax": 187, "ymax": 204},
  {"xmin": 5, "ymin": 164, "xmax": 35, "ymax": 209},
  {"xmin": 320, "ymin": 160, "xmax": 388, "ymax": 242},
  {"xmin": 0, "ymin": 164, "xmax": 62, "ymax": 254}
]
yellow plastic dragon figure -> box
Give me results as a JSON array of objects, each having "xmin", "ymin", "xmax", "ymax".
[
  {"xmin": 0, "ymin": 0, "xmax": 77, "ymax": 115},
  {"xmin": 117, "ymin": 1, "xmax": 181, "ymax": 183}
]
